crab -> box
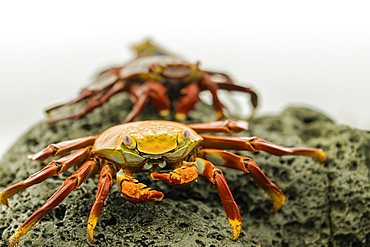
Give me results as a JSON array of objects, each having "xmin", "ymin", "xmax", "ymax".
[
  {"xmin": 0, "ymin": 120, "xmax": 326, "ymax": 246},
  {"xmin": 45, "ymin": 40, "xmax": 258, "ymax": 123}
]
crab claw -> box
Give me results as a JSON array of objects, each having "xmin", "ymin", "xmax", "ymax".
[
  {"xmin": 116, "ymin": 169, "xmax": 164, "ymax": 204},
  {"xmin": 151, "ymin": 162, "xmax": 198, "ymax": 186}
]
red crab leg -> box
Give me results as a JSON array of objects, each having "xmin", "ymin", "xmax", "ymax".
[
  {"xmin": 46, "ymin": 67, "xmax": 122, "ymax": 123},
  {"xmin": 28, "ymin": 136, "xmax": 97, "ymax": 161},
  {"xmin": 202, "ymin": 70, "xmax": 258, "ymax": 119},
  {"xmin": 87, "ymin": 162, "xmax": 117, "ymax": 244},
  {"xmin": 151, "ymin": 162, "xmax": 199, "ymax": 186},
  {"xmin": 188, "ymin": 119, "xmax": 249, "ymax": 134},
  {"xmin": 200, "ymin": 135, "xmax": 327, "ymax": 163},
  {"xmin": 47, "ymin": 81, "xmax": 125, "ymax": 123},
  {"xmin": 0, "ymin": 147, "xmax": 91, "ymax": 208},
  {"xmin": 116, "ymin": 168, "xmax": 164, "ymax": 204},
  {"xmin": 146, "ymin": 81, "xmax": 171, "ymax": 118},
  {"xmin": 174, "ymin": 83, "xmax": 201, "ymax": 120},
  {"xmin": 199, "ymin": 149, "xmax": 286, "ymax": 212},
  {"xmin": 202, "ymin": 71, "xmax": 235, "ymax": 84},
  {"xmin": 196, "ymin": 157, "xmax": 242, "ymax": 240},
  {"xmin": 8, "ymin": 160, "xmax": 99, "ymax": 247},
  {"xmin": 216, "ymin": 82, "xmax": 258, "ymax": 120},
  {"xmin": 125, "ymin": 81, "xmax": 171, "ymax": 122},
  {"xmin": 199, "ymin": 72, "xmax": 224, "ymax": 120},
  {"xmin": 47, "ymin": 67, "xmax": 122, "ymax": 109}
]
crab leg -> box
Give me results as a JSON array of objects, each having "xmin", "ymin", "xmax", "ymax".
[
  {"xmin": 47, "ymin": 67, "xmax": 122, "ymax": 110},
  {"xmin": 200, "ymin": 135, "xmax": 327, "ymax": 163},
  {"xmin": 199, "ymin": 149, "xmax": 286, "ymax": 212},
  {"xmin": 8, "ymin": 160, "xmax": 99, "ymax": 247},
  {"xmin": 196, "ymin": 157, "xmax": 241, "ymax": 240},
  {"xmin": 199, "ymin": 72, "xmax": 224, "ymax": 120},
  {"xmin": 0, "ymin": 148, "xmax": 91, "ymax": 208},
  {"xmin": 151, "ymin": 161, "xmax": 199, "ymax": 186},
  {"xmin": 202, "ymin": 70, "xmax": 258, "ymax": 119},
  {"xmin": 28, "ymin": 136, "xmax": 97, "ymax": 161},
  {"xmin": 87, "ymin": 162, "xmax": 117, "ymax": 244},
  {"xmin": 174, "ymin": 83, "xmax": 201, "ymax": 120},
  {"xmin": 216, "ymin": 82, "xmax": 258, "ymax": 120},
  {"xmin": 46, "ymin": 68, "xmax": 123, "ymax": 123},
  {"xmin": 188, "ymin": 119, "xmax": 249, "ymax": 134},
  {"xmin": 125, "ymin": 81, "xmax": 171, "ymax": 122},
  {"xmin": 116, "ymin": 168, "xmax": 164, "ymax": 204},
  {"xmin": 48, "ymin": 81, "xmax": 125, "ymax": 123}
]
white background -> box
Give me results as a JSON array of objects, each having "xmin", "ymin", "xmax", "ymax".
[{"xmin": 0, "ymin": 1, "xmax": 369, "ymax": 157}]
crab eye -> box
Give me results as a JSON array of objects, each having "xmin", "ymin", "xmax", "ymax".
[
  {"xmin": 123, "ymin": 135, "xmax": 136, "ymax": 149},
  {"xmin": 182, "ymin": 129, "xmax": 190, "ymax": 141}
]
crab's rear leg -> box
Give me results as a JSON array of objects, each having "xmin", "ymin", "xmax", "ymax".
[
  {"xmin": 47, "ymin": 67, "xmax": 122, "ymax": 110},
  {"xmin": 188, "ymin": 119, "xmax": 249, "ymax": 134},
  {"xmin": 28, "ymin": 136, "xmax": 97, "ymax": 161},
  {"xmin": 0, "ymin": 147, "xmax": 91, "ymax": 208},
  {"xmin": 47, "ymin": 81, "xmax": 126, "ymax": 123},
  {"xmin": 202, "ymin": 70, "xmax": 258, "ymax": 120},
  {"xmin": 8, "ymin": 159, "xmax": 99, "ymax": 247},
  {"xmin": 200, "ymin": 135, "xmax": 326, "ymax": 163},
  {"xmin": 196, "ymin": 157, "xmax": 242, "ymax": 240},
  {"xmin": 199, "ymin": 72, "xmax": 224, "ymax": 120},
  {"xmin": 216, "ymin": 82, "xmax": 258, "ymax": 120},
  {"xmin": 199, "ymin": 149, "xmax": 286, "ymax": 212},
  {"xmin": 46, "ymin": 67, "xmax": 122, "ymax": 123},
  {"xmin": 87, "ymin": 161, "xmax": 117, "ymax": 244}
]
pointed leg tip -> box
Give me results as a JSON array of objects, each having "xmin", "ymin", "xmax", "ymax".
[
  {"xmin": 228, "ymin": 218, "xmax": 242, "ymax": 241},
  {"xmin": 8, "ymin": 232, "xmax": 22, "ymax": 247},
  {"xmin": 315, "ymin": 150, "xmax": 327, "ymax": 163},
  {"xmin": 87, "ymin": 231, "xmax": 95, "ymax": 245},
  {"xmin": 27, "ymin": 154, "xmax": 36, "ymax": 160},
  {"xmin": 216, "ymin": 111, "xmax": 224, "ymax": 120},
  {"xmin": 271, "ymin": 200, "xmax": 285, "ymax": 214},
  {"xmin": 0, "ymin": 194, "xmax": 11, "ymax": 209},
  {"xmin": 175, "ymin": 113, "xmax": 187, "ymax": 120},
  {"xmin": 159, "ymin": 109, "xmax": 170, "ymax": 117}
]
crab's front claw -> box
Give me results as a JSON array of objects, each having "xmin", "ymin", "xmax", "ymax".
[
  {"xmin": 117, "ymin": 169, "xmax": 164, "ymax": 204},
  {"xmin": 151, "ymin": 162, "xmax": 198, "ymax": 186}
]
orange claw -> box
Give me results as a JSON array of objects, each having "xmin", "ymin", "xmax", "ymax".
[
  {"xmin": 116, "ymin": 168, "xmax": 164, "ymax": 204},
  {"xmin": 151, "ymin": 162, "xmax": 198, "ymax": 186}
]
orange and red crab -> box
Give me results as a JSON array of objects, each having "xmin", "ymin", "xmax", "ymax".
[
  {"xmin": 45, "ymin": 40, "xmax": 258, "ymax": 123},
  {"xmin": 0, "ymin": 119, "xmax": 326, "ymax": 246}
]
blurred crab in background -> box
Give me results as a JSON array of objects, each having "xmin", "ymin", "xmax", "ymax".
[
  {"xmin": 0, "ymin": 119, "xmax": 326, "ymax": 246},
  {"xmin": 46, "ymin": 40, "xmax": 258, "ymax": 123}
]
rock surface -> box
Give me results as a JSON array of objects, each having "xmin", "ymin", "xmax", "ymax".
[{"xmin": 0, "ymin": 94, "xmax": 369, "ymax": 247}]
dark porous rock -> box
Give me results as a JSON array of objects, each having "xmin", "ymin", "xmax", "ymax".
[{"xmin": 1, "ymin": 94, "xmax": 369, "ymax": 247}]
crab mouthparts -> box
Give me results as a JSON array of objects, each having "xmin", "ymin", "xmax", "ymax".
[{"xmin": 142, "ymin": 159, "xmax": 167, "ymax": 170}]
